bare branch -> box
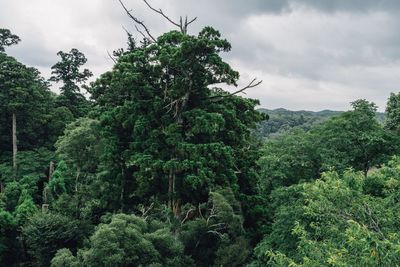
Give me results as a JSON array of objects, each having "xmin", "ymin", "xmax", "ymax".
[
  {"xmin": 134, "ymin": 25, "xmax": 151, "ymax": 43},
  {"xmin": 122, "ymin": 25, "xmax": 132, "ymax": 36},
  {"xmin": 142, "ymin": 0, "xmax": 196, "ymax": 33},
  {"xmin": 181, "ymin": 208, "xmax": 195, "ymax": 225},
  {"xmin": 118, "ymin": 0, "xmax": 156, "ymax": 42},
  {"xmin": 142, "ymin": 0, "xmax": 180, "ymax": 28},
  {"xmin": 208, "ymin": 78, "xmax": 263, "ymax": 101},
  {"xmin": 207, "ymin": 230, "xmax": 224, "ymax": 239},
  {"xmin": 186, "ymin": 17, "xmax": 197, "ymax": 26},
  {"xmin": 107, "ymin": 50, "xmax": 117, "ymax": 64}
]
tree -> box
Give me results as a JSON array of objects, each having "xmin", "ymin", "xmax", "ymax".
[
  {"xmin": 385, "ymin": 92, "xmax": 400, "ymax": 132},
  {"xmin": 52, "ymin": 213, "xmax": 194, "ymax": 266},
  {"xmin": 251, "ymin": 162, "xmax": 400, "ymax": 266},
  {"xmin": 0, "ymin": 53, "xmax": 53, "ymax": 176},
  {"xmin": 312, "ymin": 99, "xmax": 394, "ymax": 176},
  {"xmin": 55, "ymin": 118, "xmax": 103, "ymax": 193},
  {"xmin": 258, "ymin": 128, "xmax": 320, "ymax": 191},
  {"xmin": 22, "ymin": 212, "xmax": 83, "ymax": 267},
  {"xmin": 0, "ymin": 29, "xmax": 20, "ymax": 52},
  {"xmin": 49, "ymin": 48, "xmax": 92, "ymax": 117},
  {"xmin": 89, "ymin": 24, "xmax": 264, "ymax": 215}
]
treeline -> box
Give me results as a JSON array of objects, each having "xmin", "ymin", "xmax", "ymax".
[
  {"xmin": 1, "ymin": 11, "xmax": 400, "ymax": 267},
  {"xmin": 256, "ymin": 108, "xmax": 385, "ymax": 137}
]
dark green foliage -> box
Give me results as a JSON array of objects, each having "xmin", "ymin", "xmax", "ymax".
[
  {"xmin": 0, "ymin": 29, "xmax": 20, "ymax": 51},
  {"xmin": 0, "ymin": 53, "xmax": 55, "ymax": 152},
  {"xmin": 385, "ymin": 92, "xmax": 400, "ymax": 132},
  {"xmin": 89, "ymin": 26, "xmax": 264, "ymax": 214},
  {"xmin": 50, "ymin": 48, "xmax": 92, "ymax": 117},
  {"xmin": 0, "ymin": 208, "xmax": 18, "ymax": 265},
  {"xmin": 52, "ymin": 213, "xmax": 194, "ymax": 266},
  {"xmin": 1, "ymin": 18, "xmax": 400, "ymax": 267},
  {"xmin": 179, "ymin": 189, "xmax": 250, "ymax": 266},
  {"xmin": 22, "ymin": 212, "xmax": 84, "ymax": 267}
]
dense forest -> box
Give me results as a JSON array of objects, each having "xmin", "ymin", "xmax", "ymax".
[
  {"xmin": 256, "ymin": 108, "xmax": 385, "ymax": 137},
  {"xmin": 2, "ymin": 3, "xmax": 400, "ymax": 267}
]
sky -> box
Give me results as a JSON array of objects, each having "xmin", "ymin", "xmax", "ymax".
[{"xmin": 1, "ymin": 0, "xmax": 400, "ymax": 111}]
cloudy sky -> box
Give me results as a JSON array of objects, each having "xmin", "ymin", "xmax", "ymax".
[{"xmin": 1, "ymin": 0, "xmax": 399, "ymax": 111}]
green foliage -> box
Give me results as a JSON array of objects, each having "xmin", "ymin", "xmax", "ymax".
[
  {"xmin": 53, "ymin": 213, "xmax": 193, "ymax": 266},
  {"xmin": 51, "ymin": 248, "xmax": 79, "ymax": 267},
  {"xmin": 312, "ymin": 100, "xmax": 395, "ymax": 175},
  {"xmin": 258, "ymin": 128, "xmax": 319, "ymax": 190},
  {"xmin": 0, "ymin": 28, "xmax": 20, "ymax": 52},
  {"xmin": 50, "ymin": 48, "xmax": 92, "ymax": 117},
  {"xmin": 47, "ymin": 160, "xmax": 68, "ymax": 197},
  {"xmin": 179, "ymin": 188, "xmax": 250, "ymax": 266},
  {"xmin": 14, "ymin": 189, "xmax": 38, "ymax": 226},
  {"xmin": 89, "ymin": 26, "xmax": 263, "ymax": 214},
  {"xmin": 2, "ymin": 14, "xmax": 400, "ymax": 267},
  {"xmin": 257, "ymin": 108, "xmax": 342, "ymax": 137},
  {"xmin": 0, "ymin": 52, "xmax": 55, "ymax": 152},
  {"xmin": 252, "ymin": 161, "xmax": 400, "ymax": 266},
  {"xmin": 56, "ymin": 118, "xmax": 103, "ymax": 173},
  {"xmin": 385, "ymin": 92, "xmax": 400, "ymax": 132},
  {"xmin": 0, "ymin": 208, "xmax": 17, "ymax": 265},
  {"xmin": 22, "ymin": 212, "xmax": 83, "ymax": 267},
  {"xmin": 259, "ymin": 100, "xmax": 397, "ymax": 193}
]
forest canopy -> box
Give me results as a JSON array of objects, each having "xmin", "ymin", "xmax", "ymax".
[{"xmin": 1, "ymin": 1, "xmax": 400, "ymax": 267}]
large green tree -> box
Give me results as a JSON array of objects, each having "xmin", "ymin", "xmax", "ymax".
[
  {"xmin": 0, "ymin": 52, "xmax": 53, "ymax": 175},
  {"xmin": 49, "ymin": 48, "xmax": 92, "ymax": 117},
  {"xmin": 89, "ymin": 26, "xmax": 264, "ymax": 215}
]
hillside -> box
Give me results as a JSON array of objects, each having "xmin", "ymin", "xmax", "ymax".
[{"xmin": 257, "ymin": 108, "xmax": 385, "ymax": 137}]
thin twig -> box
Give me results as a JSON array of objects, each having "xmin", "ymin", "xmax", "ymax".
[
  {"xmin": 143, "ymin": 0, "xmax": 180, "ymax": 28},
  {"xmin": 209, "ymin": 78, "xmax": 263, "ymax": 101},
  {"xmin": 134, "ymin": 25, "xmax": 151, "ymax": 42},
  {"xmin": 118, "ymin": 0, "xmax": 156, "ymax": 42},
  {"xmin": 107, "ymin": 50, "xmax": 117, "ymax": 64},
  {"xmin": 142, "ymin": 0, "xmax": 196, "ymax": 33}
]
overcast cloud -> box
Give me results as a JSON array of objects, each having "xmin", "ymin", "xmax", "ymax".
[{"xmin": 1, "ymin": 0, "xmax": 399, "ymax": 111}]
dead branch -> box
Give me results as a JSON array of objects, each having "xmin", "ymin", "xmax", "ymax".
[
  {"xmin": 142, "ymin": 0, "xmax": 196, "ymax": 33},
  {"xmin": 107, "ymin": 50, "xmax": 117, "ymax": 64},
  {"xmin": 134, "ymin": 25, "xmax": 151, "ymax": 43},
  {"xmin": 118, "ymin": 0, "xmax": 156, "ymax": 42},
  {"xmin": 208, "ymin": 78, "xmax": 262, "ymax": 102},
  {"xmin": 143, "ymin": 0, "xmax": 180, "ymax": 28},
  {"xmin": 181, "ymin": 208, "xmax": 195, "ymax": 225},
  {"xmin": 207, "ymin": 230, "xmax": 224, "ymax": 239},
  {"xmin": 364, "ymin": 203, "xmax": 386, "ymax": 240},
  {"xmin": 139, "ymin": 202, "xmax": 154, "ymax": 220}
]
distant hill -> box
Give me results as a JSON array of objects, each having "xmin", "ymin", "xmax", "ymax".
[{"xmin": 256, "ymin": 108, "xmax": 385, "ymax": 137}]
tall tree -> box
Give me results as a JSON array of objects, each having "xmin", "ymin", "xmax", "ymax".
[
  {"xmin": 89, "ymin": 26, "xmax": 264, "ymax": 215},
  {"xmin": 0, "ymin": 53, "xmax": 51, "ymax": 175},
  {"xmin": 0, "ymin": 29, "xmax": 20, "ymax": 174},
  {"xmin": 0, "ymin": 29, "xmax": 20, "ymax": 52},
  {"xmin": 385, "ymin": 92, "xmax": 400, "ymax": 132},
  {"xmin": 49, "ymin": 48, "xmax": 92, "ymax": 117}
]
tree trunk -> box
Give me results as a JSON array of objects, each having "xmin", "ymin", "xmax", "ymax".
[
  {"xmin": 168, "ymin": 169, "xmax": 173, "ymax": 209},
  {"xmin": 75, "ymin": 166, "xmax": 80, "ymax": 193},
  {"xmin": 49, "ymin": 161, "xmax": 54, "ymax": 180},
  {"xmin": 12, "ymin": 112, "xmax": 17, "ymax": 177}
]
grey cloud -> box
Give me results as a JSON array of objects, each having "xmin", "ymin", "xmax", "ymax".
[{"xmin": 1, "ymin": 0, "xmax": 399, "ymax": 111}]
